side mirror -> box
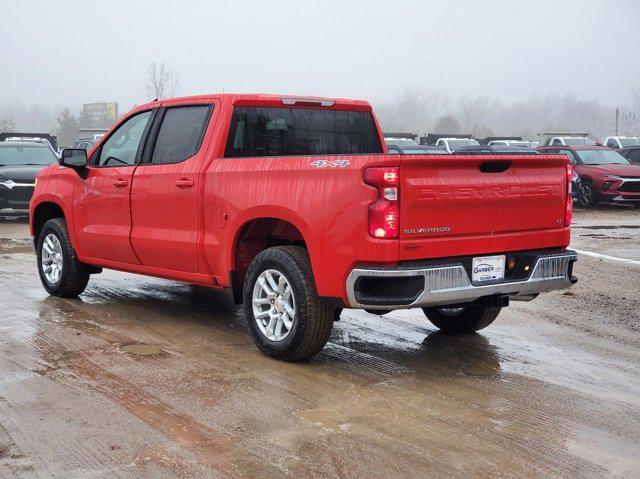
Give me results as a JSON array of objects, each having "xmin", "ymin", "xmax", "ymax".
[{"xmin": 59, "ymin": 148, "xmax": 88, "ymax": 168}]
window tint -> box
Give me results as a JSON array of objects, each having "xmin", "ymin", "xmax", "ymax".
[
  {"xmin": 628, "ymin": 150, "xmax": 640, "ymax": 163},
  {"xmin": 98, "ymin": 111, "xmax": 152, "ymax": 166},
  {"xmin": 151, "ymin": 106, "xmax": 211, "ymax": 164},
  {"xmin": 224, "ymin": 107, "xmax": 382, "ymax": 158},
  {"xmin": 606, "ymin": 139, "xmax": 618, "ymax": 148}
]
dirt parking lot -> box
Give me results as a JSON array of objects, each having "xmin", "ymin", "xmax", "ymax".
[{"xmin": 1, "ymin": 207, "xmax": 639, "ymax": 478}]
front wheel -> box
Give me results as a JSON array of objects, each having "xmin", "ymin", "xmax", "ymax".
[
  {"xmin": 36, "ymin": 218, "xmax": 90, "ymax": 297},
  {"xmin": 243, "ymin": 246, "xmax": 335, "ymax": 361},
  {"xmin": 422, "ymin": 305, "xmax": 502, "ymax": 334},
  {"xmin": 578, "ymin": 180, "xmax": 599, "ymax": 208}
]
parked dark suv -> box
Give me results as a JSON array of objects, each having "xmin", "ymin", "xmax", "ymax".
[{"xmin": 0, "ymin": 142, "xmax": 58, "ymax": 215}]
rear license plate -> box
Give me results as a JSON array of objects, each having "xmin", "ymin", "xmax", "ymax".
[{"xmin": 472, "ymin": 255, "xmax": 505, "ymax": 282}]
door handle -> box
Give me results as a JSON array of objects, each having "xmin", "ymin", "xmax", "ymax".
[
  {"xmin": 175, "ymin": 179, "xmax": 195, "ymax": 188},
  {"xmin": 113, "ymin": 179, "xmax": 128, "ymax": 187}
]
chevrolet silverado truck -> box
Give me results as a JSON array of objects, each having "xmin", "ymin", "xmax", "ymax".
[{"xmin": 30, "ymin": 94, "xmax": 577, "ymax": 361}]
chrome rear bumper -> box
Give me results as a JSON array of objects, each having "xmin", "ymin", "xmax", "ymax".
[{"xmin": 346, "ymin": 250, "xmax": 577, "ymax": 310}]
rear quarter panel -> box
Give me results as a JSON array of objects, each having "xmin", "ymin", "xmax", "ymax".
[{"xmin": 202, "ymin": 154, "xmax": 401, "ymax": 298}]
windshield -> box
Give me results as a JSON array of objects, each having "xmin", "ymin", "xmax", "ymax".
[
  {"xmin": 564, "ymin": 137, "xmax": 596, "ymax": 146},
  {"xmin": 575, "ymin": 149, "xmax": 630, "ymax": 165},
  {"xmin": 448, "ymin": 139, "xmax": 480, "ymax": 150},
  {"xmin": 0, "ymin": 145, "xmax": 58, "ymax": 166},
  {"xmin": 620, "ymin": 138, "xmax": 640, "ymax": 147}
]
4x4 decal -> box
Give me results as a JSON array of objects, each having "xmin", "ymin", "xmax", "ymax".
[{"xmin": 309, "ymin": 159, "xmax": 351, "ymax": 168}]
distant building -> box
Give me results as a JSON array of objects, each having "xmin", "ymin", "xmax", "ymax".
[{"xmin": 80, "ymin": 102, "xmax": 118, "ymax": 130}]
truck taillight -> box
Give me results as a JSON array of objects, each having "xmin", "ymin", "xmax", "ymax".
[
  {"xmin": 565, "ymin": 164, "xmax": 573, "ymax": 226},
  {"xmin": 364, "ymin": 167, "xmax": 399, "ymax": 239}
]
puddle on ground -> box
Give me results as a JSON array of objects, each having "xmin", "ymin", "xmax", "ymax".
[
  {"xmin": 120, "ymin": 343, "xmax": 164, "ymax": 356},
  {"xmin": 0, "ymin": 238, "xmax": 32, "ymax": 254}
]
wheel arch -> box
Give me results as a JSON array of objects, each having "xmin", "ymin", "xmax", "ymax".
[
  {"xmin": 32, "ymin": 201, "xmax": 66, "ymax": 239},
  {"xmin": 228, "ymin": 211, "xmax": 312, "ymax": 304}
]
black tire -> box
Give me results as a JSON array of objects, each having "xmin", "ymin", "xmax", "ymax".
[
  {"xmin": 36, "ymin": 218, "xmax": 90, "ymax": 297},
  {"xmin": 578, "ymin": 180, "xmax": 599, "ymax": 208},
  {"xmin": 243, "ymin": 246, "xmax": 334, "ymax": 361},
  {"xmin": 422, "ymin": 305, "xmax": 501, "ymax": 334}
]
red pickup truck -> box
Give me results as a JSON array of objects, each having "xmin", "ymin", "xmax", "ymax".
[{"xmin": 30, "ymin": 94, "xmax": 577, "ymax": 361}]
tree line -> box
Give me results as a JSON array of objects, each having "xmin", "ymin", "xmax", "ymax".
[
  {"xmin": 374, "ymin": 87, "xmax": 640, "ymax": 141},
  {"xmin": 1, "ymin": 75, "xmax": 638, "ymax": 147},
  {"xmin": 0, "ymin": 62, "xmax": 180, "ymax": 147}
]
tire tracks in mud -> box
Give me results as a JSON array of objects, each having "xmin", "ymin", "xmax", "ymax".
[{"xmin": 19, "ymin": 294, "xmax": 285, "ymax": 479}]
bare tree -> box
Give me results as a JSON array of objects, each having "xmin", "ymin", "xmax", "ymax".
[
  {"xmin": 433, "ymin": 115, "xmax": 461, "ymax": 134},
  {"xmin": 0, "ymin": 117, "xmax": 16, "ymax": 132},
  {"xmin": 145, "ymin": 62, "xmax": 180, "ymax": 101}
]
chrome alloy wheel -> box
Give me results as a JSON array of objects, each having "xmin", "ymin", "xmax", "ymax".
[
  {"xmin": 252, "ymin": 269, "xmax": 296, "ymax": 342},
  {"xmin": 41, "ymin": 233, "xmax": 63, "ymax": 284}
]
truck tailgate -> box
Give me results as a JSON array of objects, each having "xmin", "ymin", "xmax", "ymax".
[{"xmin": 399, "ymin": 154, "xmax": 569, "ymax": 260}]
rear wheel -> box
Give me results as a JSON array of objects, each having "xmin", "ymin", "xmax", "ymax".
[
  {"xmin": 243, "ymin": 246, "xmax": 335, "ymax": 361},
  {"xmin": 422, "ymin": 305, "xmax": 501, "ymax": 334},
  {"xmin": 36, "ymin": 218, "xmax": 90, "ymax": 297}
]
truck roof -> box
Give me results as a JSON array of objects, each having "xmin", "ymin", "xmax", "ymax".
[{"xmin": 134, "ymin": 94, "xmax": 373, "ymax": 112}]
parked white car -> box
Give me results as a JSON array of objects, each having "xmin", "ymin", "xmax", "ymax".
[
  {"xmin": 487, "ymin": 139, "xmax": 539, "ymax": 148},
  {"xmin": 384, "ymin": 137, "xmax": 418, "ymax": 147},
  {"xmin": 539, "ymin": 132, "xmax": 596, "ymax": 147},
  {"xmin": 603, "ymin": 136, "xmax": 640, "ymax": 149},
  {"xmin": 435, "ymin": 137, "xmax": 480, "ymax": 153}
]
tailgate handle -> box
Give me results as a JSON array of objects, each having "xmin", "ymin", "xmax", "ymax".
[{"xmin": 480, "ymin": 161, "xmax": 512, "ymax": 173}]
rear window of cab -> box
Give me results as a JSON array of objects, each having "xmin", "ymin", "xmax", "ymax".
[{"xmin": 224, "ymin": 107, "xmax": 383, "ymax": 158}]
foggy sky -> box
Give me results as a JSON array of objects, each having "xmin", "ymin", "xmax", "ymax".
[{"xmin": 2, "ymin": 0, "xmax": 639, "ymax": 112}]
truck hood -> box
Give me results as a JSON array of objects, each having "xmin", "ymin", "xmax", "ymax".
[
  {"xmin": 0, "ymin": 165, "xmax": 48, "ymax": 183},
  {"xmin": 580, "ymin": 164, "xmax": 640, "ymax": 176}
]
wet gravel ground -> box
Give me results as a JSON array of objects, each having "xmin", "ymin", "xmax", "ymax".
[{"xmin": 1, "ymin": 207, "xmax": 639, "ymax": 478}]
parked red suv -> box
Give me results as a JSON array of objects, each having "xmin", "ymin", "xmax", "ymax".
[
  {"xmin": 537, "ymin": 145, "xmax": 640, "ymax": 208},
  {"xmin": 30, "ymin": 94, "xmax": 577, "ymax": 361}
]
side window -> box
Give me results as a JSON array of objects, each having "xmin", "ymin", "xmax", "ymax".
[
  {"xmin": 630, "ymin": 150, "xmax": 640, "ymax": 163},
  {"xmin": 97, "ymin": 111, "xmax": 153, "ymax": 167},
  {"xmin": 150, "ymin": 105, "xmax": 211, "ymax": 165},
  {"xmin": 606, "ymin": 139, "xmax": 617, "ymax": 149},
  {"xmin": 551, "ymin": 138, "xmax": 562, "ymax": 146}
]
